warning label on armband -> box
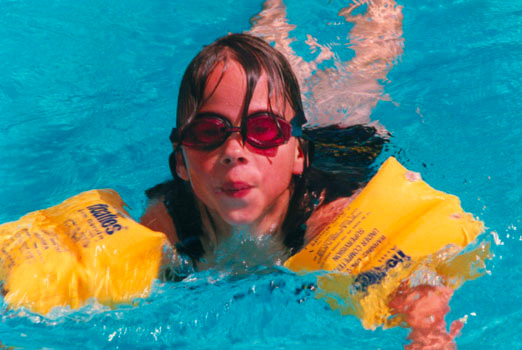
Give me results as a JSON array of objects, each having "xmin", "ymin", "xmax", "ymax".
[
  {"xmin": 310, "ymin": 207, "xmax": 389, "ymax": 274},
  {"xmin": 0, "ymin": 226, "xmax": 73, "ymax": 270},
  {"xmin": 284, "ymin": 205, "xmax": 409, "ymax": 276}
]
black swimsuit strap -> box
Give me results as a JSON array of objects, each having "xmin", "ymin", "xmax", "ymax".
[{"xmin": 163, "ymin": 182, "xmax": 205, "ymax": 265}]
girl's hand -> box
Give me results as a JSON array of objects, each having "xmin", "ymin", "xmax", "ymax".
[{"xmin": 389, "ymin": 284, "xmax": 464, "ymax": 350}]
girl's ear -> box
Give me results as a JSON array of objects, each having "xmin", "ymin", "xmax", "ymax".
[
  {"xmin": 175, "ymin": 148, "xmax": 189, "ymax": 181},
  {"xmin": 292, "ymin": 140, "xmax": 305, "ymax": 175}
]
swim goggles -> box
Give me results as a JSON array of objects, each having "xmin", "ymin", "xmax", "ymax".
[{"xmin": 170, "ymin": 112, "xmax": 303, "ymax": 151}]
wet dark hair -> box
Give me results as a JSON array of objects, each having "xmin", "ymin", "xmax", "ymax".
[{"xmin": 175, "ymin": 33, "xmax": 306, "ymax": 130}]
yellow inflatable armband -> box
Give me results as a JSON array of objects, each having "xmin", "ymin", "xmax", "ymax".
[
  {"xmin": 284, "ymin": 157, "xmax": 488, "ymax": 329},
  {"xmin": 0, "ymin": 189, "xmax": 167, "ymax": 314}
]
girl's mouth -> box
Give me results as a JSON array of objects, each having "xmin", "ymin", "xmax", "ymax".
[{"xmin": 219, "ymin": 182, "xmax": 253, "ymax": 198}]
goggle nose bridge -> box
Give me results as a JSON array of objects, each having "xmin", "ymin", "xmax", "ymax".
[{"xmin": 220, "ymin": 125, "xmax": 245, "ymax": 144}]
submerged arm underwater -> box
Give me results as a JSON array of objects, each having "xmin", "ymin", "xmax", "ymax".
[{"xmin": 248, "ymin": 0, "xmax": 404, "ymax": 128}]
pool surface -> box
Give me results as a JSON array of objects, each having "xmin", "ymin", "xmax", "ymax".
[{"xmin": 1, "ymin": 0, "xmax": 521, "ymax": 349}]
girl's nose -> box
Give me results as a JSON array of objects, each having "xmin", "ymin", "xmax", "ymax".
[{"xmin": 219, "ymin": 133, "xmax": 249, "ymax": 166}]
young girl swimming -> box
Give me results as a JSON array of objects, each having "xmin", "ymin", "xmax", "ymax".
[{"xmin": 140, "ymin": 2, "xmax": 464, "ymax": 348}]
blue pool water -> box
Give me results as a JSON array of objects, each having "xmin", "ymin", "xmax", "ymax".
[{"xmin": 1, "ymin": 0, "xmax": 521, "ymax": 349}]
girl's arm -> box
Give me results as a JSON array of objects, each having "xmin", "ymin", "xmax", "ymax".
[
  {"xmin": 248, "ymin": 0, "xmax": 404, "ymax": 127},
  {"xmin": 305, "ymin": 0, "xmax": 404, "ymax": 127},
  {"xmin": 340, "ymin": 0, "xmax": 404, "ymax": 81},
  {"xmin": 247, "ymin": 0, "xmax": 318, "ymax": 88},
  {"xmin": 389, "ymin": 284, "xmax": 464, "ymax": 350}
]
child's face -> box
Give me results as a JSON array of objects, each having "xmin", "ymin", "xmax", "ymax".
[{"xmin": 176, "ymin": 60, "xmax": 304, "ymax": 230}]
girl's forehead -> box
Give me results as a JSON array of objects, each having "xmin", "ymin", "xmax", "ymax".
[
  {"xmin": 204, "ymin": 61, "xmax": 252, "ymax": 102},
  {"xmin": 201, "ymin": 60, "xmax": 292, "ymax": 118}
]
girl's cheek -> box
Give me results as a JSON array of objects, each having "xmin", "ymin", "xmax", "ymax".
[{"xmin": 186, "ymin": 150, "xmax": 217, "ymax": 169}]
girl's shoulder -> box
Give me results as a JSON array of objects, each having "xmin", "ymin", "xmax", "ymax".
[
  {"xmin": 141, "ymin": 181, "xmax": 178, "ymax": 244},
  {"xmin": 304, "ymin": 190, "xmax": 361, "ymax": 243},
  {"xmin": 283, "ymin": 167, "xmax": 363, "ymax": 253}
]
